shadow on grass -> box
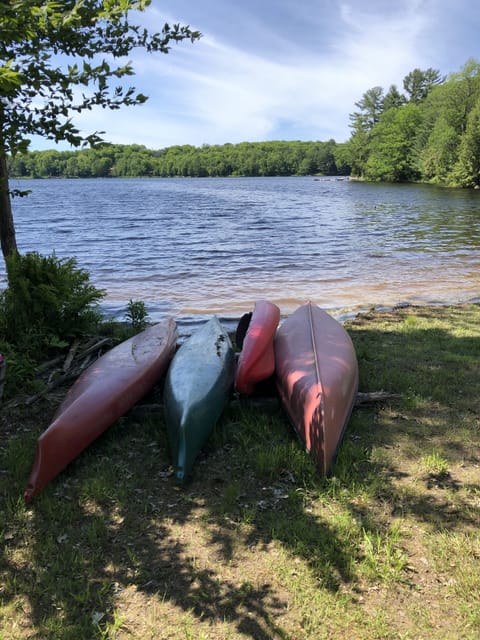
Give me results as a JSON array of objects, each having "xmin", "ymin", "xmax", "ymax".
[
  {"xmin": 1, "ymin": 401, "xmax": 358, "ymax": 638},
  {"xmin": 338, "ymin": 306, "xmax": 480, "ymax": 531},
  {"xmin": 1, "ymin": 304, "xmax": 479, "ymax": 638}
]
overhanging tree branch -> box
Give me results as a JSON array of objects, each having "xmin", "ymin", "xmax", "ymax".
[{"xmin": 0, "ymin": 0, "xmax": 201, "ymax": 263}]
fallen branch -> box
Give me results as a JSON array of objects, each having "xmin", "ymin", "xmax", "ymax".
[
  {"xmin": 75, "ymin": 337, "xmax": 112, "ymax": 361},
  {"xmin": 36, "ymin": 354, "xmax": 65, "ymax": 375},
  {"xmin": 34, "ymin": 337, "xmax": 113, "ymax": 379},
  {"xmin": 63, "ymin": 338, "xmax": 80, "ymax": 372},
  {"xmin": 128, "ymin": 403, "xmax": 164, "ymax": 419},
  {"xmin": 24, "ymin": 372, "xmax": 79, "ymax": 406},
  {"xmin": 9, "ymin": 337, "xmax": 115, "ymax": 408},
  {"xmin": 240, "ymin": 390, "xmax": 401, "ymax": 411},
  {"xmin": 354, "ymin": 391, "xmax": 401, "ymax": 406}
]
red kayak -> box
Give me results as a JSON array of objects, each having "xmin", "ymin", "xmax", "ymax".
[
  {"xmin": 274, "ymin": 302, "xmax": 358, "ymax": 475},
  {"xmin": 24, "ymin": 318, "xmax": 177, "ymax": 502},
  {"xmin": 234, "ymin": 300, "xmax": 280, "ymax": 395}
]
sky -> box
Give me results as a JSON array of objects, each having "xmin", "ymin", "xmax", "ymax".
[{"xmin": 30, "ymin": 0, "xmax": 480, "ymax": 151}]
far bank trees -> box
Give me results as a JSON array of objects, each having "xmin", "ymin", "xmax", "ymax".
[
  {"xmin": 8, "ymin": 140, "xmax": 346, "ymax": 179},
  {"xmin": 6, "ymin": 58, "xmax": 480, "ymax": 189},
  {"xmin": 347, "ymin": 60, "xmax": 480, "ymax": 186}
]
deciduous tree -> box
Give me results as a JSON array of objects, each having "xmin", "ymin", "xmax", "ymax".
[
  {"xmin": 419, "ymin": 116, "xmax": 459, "ymax": 183},
  {"xmin": 0, "ymin": 0, "xmax": 200, "ymax": 265},
  {"xmin": 364, "ymin": 103, "xmax": 422, "ymax": 182}
]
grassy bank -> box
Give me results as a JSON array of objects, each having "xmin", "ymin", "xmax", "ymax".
[{"xmin": 1, "ymin": 303, "xmax": 479, "ymax": 639}]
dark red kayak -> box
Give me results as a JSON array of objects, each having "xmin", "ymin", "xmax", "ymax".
[
  {"xmin": 274, "ymin": 302, "xmax": 358, "ymax": 475},
  {"xmin": 235, "ymin": 300, "xmax": 280, "ymax": 395},
  {"xmin": 24, "ymin": 318, "xmax": 177, "ymax": 502}
]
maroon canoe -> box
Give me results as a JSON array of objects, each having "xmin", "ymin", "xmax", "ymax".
[
  {"xmin": 274, "ymin": 302, "xmax": 358, "ymax": 475},
  {"xmin": 235, "ymin": 300, "xmax": 280, "ymax": 395},
  {"xmin": 24, "ymin": 318, "xmax": 177, "ymax": 502}
]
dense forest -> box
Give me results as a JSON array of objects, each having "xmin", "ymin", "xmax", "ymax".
[
  {"xmin": 347, "ymin": 58, "xmax": 480, "ymax": 187},
  {"xmin": 8, "ymin": 139, "xmax": 345, "ymax": 179},
  {"xmin": 8, "ymin": 58, "xmax": 480, "ymax": 187}
]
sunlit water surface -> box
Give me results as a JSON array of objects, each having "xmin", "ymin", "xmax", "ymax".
[{"xmin": 5, "ymin": 176, "xmax": 480, "ymax": 332}]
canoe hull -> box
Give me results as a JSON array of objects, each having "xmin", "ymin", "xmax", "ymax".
[
  {"xmin": 274, "ymin": 302, "xmax": 358, "ymax": 475},
  {"xmin": 24, "ymin": 319, "xmax": 178, "ymax": 501},
  {"xmin": 164, "ymin": 317, "xmax": 235, "ymax": 482},
  {"xmin": 235, "ymin": 300, "xmax": 280, "ymax": 395}
]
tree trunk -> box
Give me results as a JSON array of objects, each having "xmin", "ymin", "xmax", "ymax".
[{"xmin": 0, "ymin": 147, "xmax": 18, "ymax": 262}]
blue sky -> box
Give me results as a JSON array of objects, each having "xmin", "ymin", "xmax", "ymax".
[{"xmin": 31, "ymin": 0, "xmax": 480, "ymax": 150}]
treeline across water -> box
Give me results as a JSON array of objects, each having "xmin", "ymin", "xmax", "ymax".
[
  {"xmin": 8, "ymin": 139, "xmax": 348, "ymax": 179},
  {"xmin": 9, "ymin": 58, "xmax": 480, "ymax": 187},
  {"xmin": 346, "ymin": 58, "xmax": 480, "ymax": 187}
]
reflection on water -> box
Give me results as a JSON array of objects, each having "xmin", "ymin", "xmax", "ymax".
[{"xmin": 4, "ymin": 176, "xmax": 480, "ymax": 327}]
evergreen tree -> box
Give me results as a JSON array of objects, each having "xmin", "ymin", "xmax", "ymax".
[
  {"xmin": 349, "ymin": 86, "xmax": 385, "ymax": 132},
  {"xmin": 403, "ymin": 68, "xmax": 444, "ymax": 103},
  {"xmin": 453, "ymin": 98, "xmax": 480, "ymax": 187},
  {"xmin": 382, "ymin": 85, "xmax": 406, "ymax": 111}
]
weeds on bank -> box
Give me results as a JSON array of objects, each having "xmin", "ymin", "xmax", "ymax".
[
  {"xmin": 421, "ymin": 449, "xmax": 450, "ymax": 475},
  {"xmin": 1, "ymin": 303, "xmax": 479, "ymax": 639},
  {"xmin": 124, "ymin": 300, "xmax": 150, "ymax": 332}
]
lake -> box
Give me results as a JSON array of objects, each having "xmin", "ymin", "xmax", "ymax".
[{"xmin": 5, "ymin": 176, "xmax": 480, "ymax": 332}]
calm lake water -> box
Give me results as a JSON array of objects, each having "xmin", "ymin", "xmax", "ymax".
[{"xmin": 5, "ymin": 176, "xmax": 480, "ymax": 331}]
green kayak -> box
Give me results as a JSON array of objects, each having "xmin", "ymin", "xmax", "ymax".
[{"xmin": 163, "ymin": 316, "xmax": 235, "ymax": 482}]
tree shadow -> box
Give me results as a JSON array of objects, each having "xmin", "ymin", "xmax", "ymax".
[
  {"xmin": 2, "ymin": 308, "xmax": 480, "ymax": 638},
  {"xmin": 338, "ymin": 311, "xmax": 480, "ymax": 533},
  {"xmin": 2, "ymin": 405, "xmax": 300, "ymax": 638}
]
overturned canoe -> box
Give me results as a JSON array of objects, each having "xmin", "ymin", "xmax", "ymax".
[
  {"xmin": 234, "ymin": 300, "xmax": 280, "ymax": 395},
  {"xmin": 163, "ymin": 316, "xmax": 235, "ymax": 483},
  {"xmin": 24, "ymin": 318, "xmax": 178, "ymax": 502},
  {"xmin": 274, "ymin": 302, "xmax": 358, "ymax": 475}
]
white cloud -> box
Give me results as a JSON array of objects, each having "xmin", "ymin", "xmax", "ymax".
[{"xmin": 28, "ymin": 0, "xmax": 479, "ymax": 150}]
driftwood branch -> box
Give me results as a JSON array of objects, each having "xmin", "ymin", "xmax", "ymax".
[
  {"xmin": 77, "ymin": 337, "xmax": 112, "ymax": 359},
  {"xmin": 128, "ymin": 403, "xmax": 164, "ymax": 419},
  {"xmin": 354, "ymin": 391, "xmax": 401, "ymax": 406},
  {"xmin": 244, "ymin": 390, "xmax": 401, "ymax": 410},
  {"xmin": 63, "ymin": 338, "xmax": 80, "ymax": 372},
  {"xmin": 34, "ymin": 337, "xmax": 112, "ymax": 376},
  {"xmin": 36, "ymin": 354, "xmax": 65, "ymax": 375},
  {"xmin": 9, "ymin": 336, "xmax": 115, "ymax": 408},
  {"xmin": 24, "ymin": 372, "xmax": 79, "ymax": 406}
]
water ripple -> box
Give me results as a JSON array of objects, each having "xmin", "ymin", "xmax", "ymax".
[{"xmin": 6, "ymin": 176, "xmax": 480, "ymax": 322}]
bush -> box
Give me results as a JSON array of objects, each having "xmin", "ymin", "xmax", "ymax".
[{"xmin": 0, "ymin": 252, "xmax": 105, "ymax": 358}]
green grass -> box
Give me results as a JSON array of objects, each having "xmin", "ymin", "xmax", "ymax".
[
  {"xmin": 421, "ymin": 449, "xmax": 450, "ymax": 475},
  {"xmin": 1, "ymin": 303, "xmax": 479, "ymax": 639}
]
